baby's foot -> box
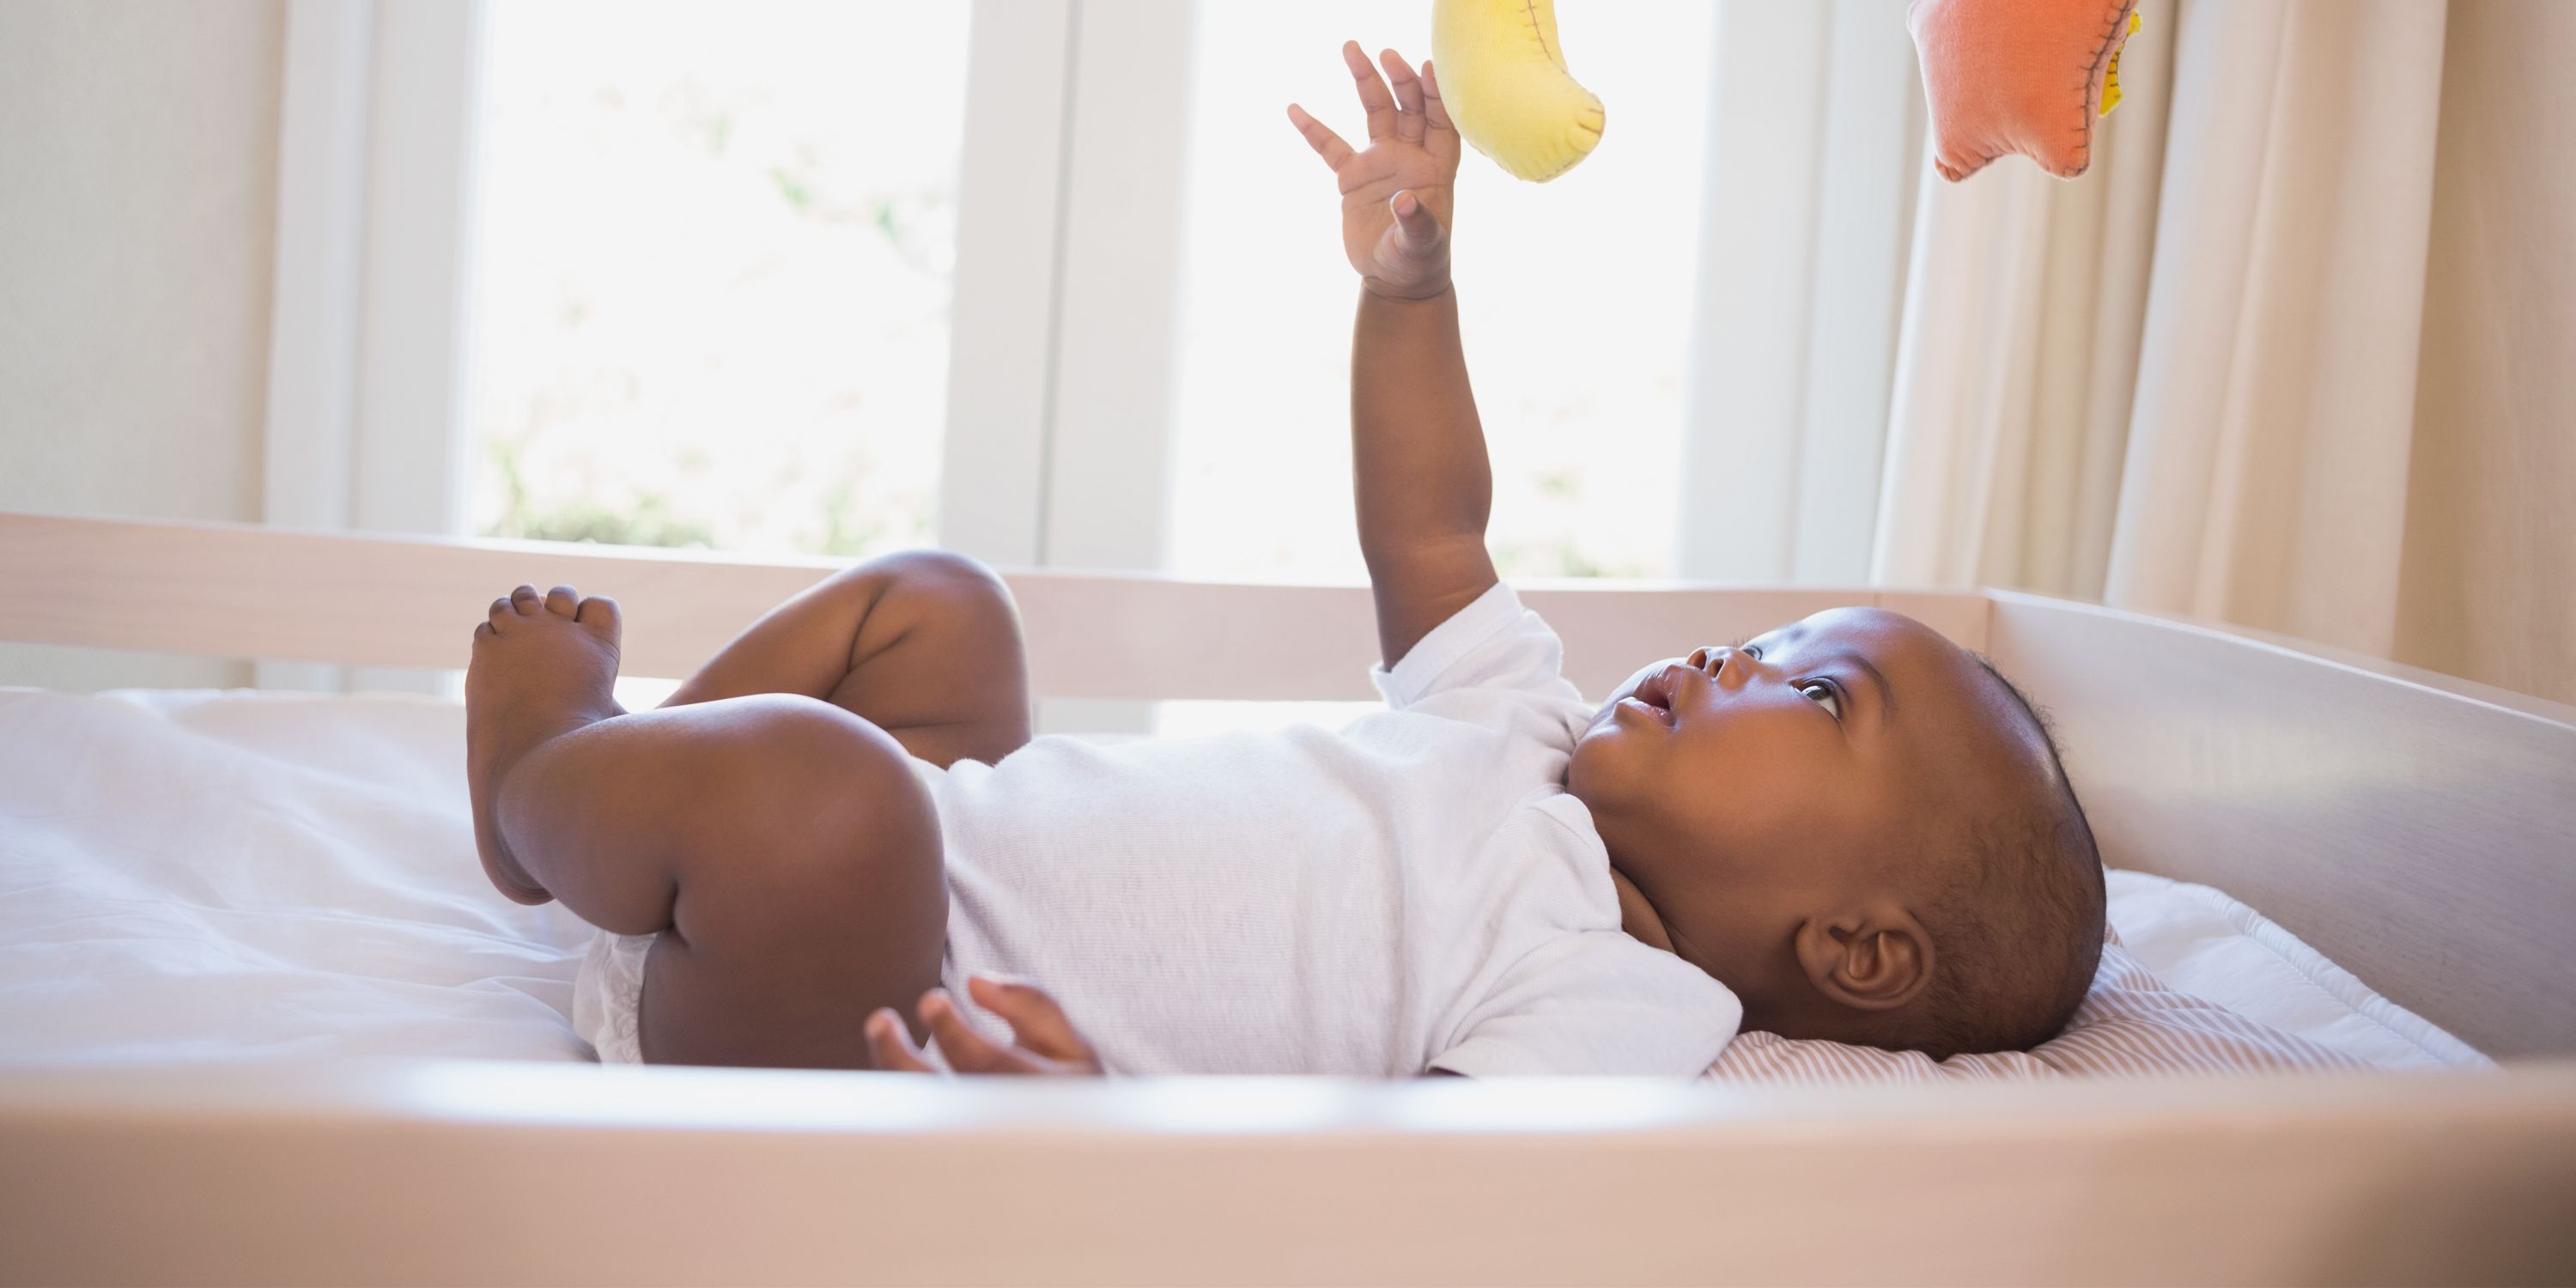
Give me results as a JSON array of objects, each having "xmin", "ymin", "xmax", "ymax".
[{"xmin": 466, "ymin": 584, "xmax": 623, "ymax": 905}]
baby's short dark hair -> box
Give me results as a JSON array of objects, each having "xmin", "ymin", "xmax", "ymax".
[{"xmin": 1899, "ymin": 660, "xmax": 2106, "ymax": 1060}]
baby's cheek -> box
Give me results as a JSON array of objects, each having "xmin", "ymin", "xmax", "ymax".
[
  {"xmin": 1567, "ymin": 725, "xmax": 1664, "ymax": 811},
  {"xmin": 1681, "ymin": 740, "xmax": 1838, "ymax": 843},
  {"xmin": 1564, "ymin": 730, "xmax": 1621, "ymax": 797}
]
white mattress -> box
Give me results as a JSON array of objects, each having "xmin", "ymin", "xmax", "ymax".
[
  {"xmin": 0, "ymin": 688, "xmax": 2485, "ymax": 1069},
  {"xmin": 1, "ymin": 689, "xmax": 593, "ymax": 1062}
]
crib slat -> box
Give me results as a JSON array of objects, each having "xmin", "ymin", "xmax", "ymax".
[{"xmin": 0, "ymin": 511, "xmax": 1977, "ymax": 699}]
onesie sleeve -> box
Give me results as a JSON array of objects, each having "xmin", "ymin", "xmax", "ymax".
[
  {"xmin": 1371, "ymin": 581, "xmax": 1585, "ymax": 714},
  {"xmin": 1427, "ymin": 932, "xmax": 1743, "ymax": 1078}
]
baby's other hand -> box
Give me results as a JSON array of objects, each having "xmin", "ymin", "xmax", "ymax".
[
  {"xmin": 1286, "ymin": 42, "xmax": 1458, "ymax": 301},
  {"xmin": 866, "ymin": 975, "xmax": 1105, "ymax": 1075}
]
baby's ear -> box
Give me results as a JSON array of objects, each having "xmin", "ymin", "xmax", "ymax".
[{"xmin": 1793, "ymin": 907, "xmax": 1934, "ymax": 1013}]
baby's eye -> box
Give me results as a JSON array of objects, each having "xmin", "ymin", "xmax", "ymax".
[{"xmin": 1798, "ymin": 680, "xmax": 1842, "ymax": 720}]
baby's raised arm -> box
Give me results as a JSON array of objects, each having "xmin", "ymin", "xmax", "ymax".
[{"xmin": 1289, "ymin": 43, "xmax": 1499, "ymax": 665}]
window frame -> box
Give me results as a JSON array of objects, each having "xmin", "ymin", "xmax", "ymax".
[
  {"xmin": 261, "ymin": 0, "xmax": 485, "ymax": 695},
  {"xmin": 939, "ymin": 0, "xmax": 1194, "ymax": 574},
  {"xmin": 264, "ymin": 0, "xmax": 1194, "ymax": 595}
]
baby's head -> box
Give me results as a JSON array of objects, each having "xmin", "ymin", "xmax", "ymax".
[{"xmin": 1569, "ymin": 607, "xmax": 2104, "ymax": 1059}]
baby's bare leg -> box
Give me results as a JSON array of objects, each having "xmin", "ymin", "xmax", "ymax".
[
  {"xmin": 663, "ymin": 550, "xmax": 1032, "ymax": 769},
  {"xmin": 466, "ymin": 586, "xmax": 947, "ymax": 1068},
  {"xmin": 465, "ymin": 550, "xmax": 1032, "ymax": 1068},
  {"xmin": 498, "ymin": 696, "xmax": 945, "ymax": 1068}
]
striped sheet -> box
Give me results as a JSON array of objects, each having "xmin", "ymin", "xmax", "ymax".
[{"xmin": 1705, "ymin": 929, "xmax": 2379, "ymax": 1084}]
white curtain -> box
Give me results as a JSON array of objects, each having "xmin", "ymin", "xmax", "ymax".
[
  {"xmin": 2118, "ymin": 0, "xmax": 2457, "ymax": 663},
  {"xmin": 1681, "ymin": 0, "xmax": 2546, "ymax": 683},
  {"xmin": 2392, "ymin": 0, "xmax": 2576, "ymax": 705},
  {"xmin": 1677, "ymin": 0, "xmax": 1921, "ymax": 585},
  {"xmin": 1869, "ymin": 3, "xmax": 2173, "ymax": 606},
  {"xmin": 1879, "ymin": 0, "xmax": 2451, "ymax": 664}
]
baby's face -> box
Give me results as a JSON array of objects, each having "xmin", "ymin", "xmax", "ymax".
[{"xmin": 1568, "ymin": 607, "xmax": 2043, "ymax": 996}]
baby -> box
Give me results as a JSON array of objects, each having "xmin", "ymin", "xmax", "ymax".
[{"xmin": 465, "ymin": 43, "xmax": 2105, "ymax": 1076}]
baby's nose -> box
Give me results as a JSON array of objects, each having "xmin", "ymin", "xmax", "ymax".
[{"xmin": 1686, "ymin": 644, "xmax": 1769, "ymax": 681}]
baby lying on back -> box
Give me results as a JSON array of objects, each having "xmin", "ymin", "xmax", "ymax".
[{"xmin": 460, "ymin": 41, "xmax": 2106, "ymax": 1075}]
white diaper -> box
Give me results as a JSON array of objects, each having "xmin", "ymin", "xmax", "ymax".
[
  {"xmin": 572, "ymin": 929, "xmax": 654, "ymax": 1064},
  {"xmin": 570, "ymin": 755, "xmax": 952, "ymax": 1064}
]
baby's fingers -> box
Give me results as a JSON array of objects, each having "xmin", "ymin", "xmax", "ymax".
[
  {"xmin": 1381, "ymin": 49, "xmax": 1425, "ymax": 143},
  {"xmin": 1420, "ymin": 63, "xmax": 1461, "ymax": 164},
  {"xmin": 967, "ymin": 975, "xmax": 1099, "ymax": 1068},
  {"xmin": 1342, "ymin": 39, "xmax": 1396, "ymax": 141},
  {"xmin": 866, "ymin": 1008, "xmax": 936, "ymax": 1073},
  {"xmin": 1286, "ymin": 104, "xmax": 1353, "ymax": 173},
  {"xmin": 1419, "ymin": 60, "xmax": 1455, "ymax": 133},
  {"xmin": 919, "ymin": 988, "xmax": 1028, "ymax": 1074}
]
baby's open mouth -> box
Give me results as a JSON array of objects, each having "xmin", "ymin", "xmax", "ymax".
[{"xmin": 1622, "ymin": 672, "xmax": 1679, "ymax": 728}]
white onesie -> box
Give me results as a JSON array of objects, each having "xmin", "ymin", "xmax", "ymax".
[{"xmin": 575, "ymin": 581, "xmax": 1741, "ymax": 1076}]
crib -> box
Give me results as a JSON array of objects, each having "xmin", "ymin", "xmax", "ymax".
[{"xmin": 1, "ymin": 509, "xmax": 2570, "ymax": 1285}]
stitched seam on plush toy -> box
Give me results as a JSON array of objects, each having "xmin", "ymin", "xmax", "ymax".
[
  {"xmin": 2066, "ymin": 0, "xmax": 2140, "ymax": 169},
  {"xmin": 1547, "ymin": 105, "xmax": 1606, "ymax": 175},
  {"xmin": 1519, "ymin": 0, "xmax": 1556, "ymax": 63}
]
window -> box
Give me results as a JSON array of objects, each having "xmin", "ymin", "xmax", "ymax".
[
  {"xmin": 291, "ymin": 0, "xmax": 1731, "ymax": 720},
  {"xmin": 1163, "ymin": 0, "xmax": 1717, "ymax": 583},
  {"xmin": 465, "ymin": 0, "xmax": 972, "ymax": 559},
  {"xmin": 1150, "ymin": 1, "xmax": 1715, "ymax": 734}
]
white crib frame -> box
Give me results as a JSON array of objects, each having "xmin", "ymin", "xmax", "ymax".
[{"xmin": 3, "ymin": 511, "xmax": 2572, "ymax": 1285}]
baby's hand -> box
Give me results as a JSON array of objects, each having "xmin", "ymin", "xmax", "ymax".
[
  {"xmin": 866, "ymin": 975, "xmax": 1105, "ymax": 1075},
  {"xmin": 1287, "ymin": 42, "xmax": 1458, "ymax": 301}
]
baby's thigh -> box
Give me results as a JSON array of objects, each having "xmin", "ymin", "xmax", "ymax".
[
  {"xmin": 829, "ymin": 550, "xmax": 1032, "ymax": 768},
  {"xmin": 637, "ymin": 695, "xmax": 946, "ymax": 1069}
]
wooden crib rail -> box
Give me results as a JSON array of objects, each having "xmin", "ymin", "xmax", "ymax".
[
  {"xmin": 3, "ymin": 1060, "xmax": 2573, "ymax": 1284},
  {"xmin": 1988, "ymin": 592, "xmax": 2576, "ymax": 1061},
  {"xmin": 0, "ymin": 510, "xmax": 1984, "ymax": 700}
]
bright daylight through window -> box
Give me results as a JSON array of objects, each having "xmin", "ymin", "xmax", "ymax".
[
  {"xmin": 461, "ymin": 0, "xmax": 1711, "ymax": 725},
  {"xmin": 465, "ymin": 1, "xmax": 969, "ymax": 561},
  {"xmin": 1166, "ymin": 0, "xmax": 1714, "ymax": 583}
]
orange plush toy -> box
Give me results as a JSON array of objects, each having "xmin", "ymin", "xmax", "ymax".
[{"xmin": 1911, "ymin": 0, "xmax": 2143, "ymax": 181}]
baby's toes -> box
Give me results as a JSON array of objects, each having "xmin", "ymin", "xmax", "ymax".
[
  {"xmin": 508, "ymin": 584, "xmax": 544, "ymax": 615},
  {"xmin": 544, "ymin": 585, "xmax": 580, "ymax": 617},
  {"xmin": 574, "ymin": 594, "xmax": 622, "ymax": 641},
  {"xmin": 488, "ymin": 595, "xmax": 517, "ymax": 633}
]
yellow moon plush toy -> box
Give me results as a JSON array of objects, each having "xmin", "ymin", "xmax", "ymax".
[{"xmin": 1430, "ymin": 0, "xmax": 1604, "ymax": 182}]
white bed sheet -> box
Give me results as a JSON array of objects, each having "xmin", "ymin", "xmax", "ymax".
[
  {"xmin": 0, "ymin": 689, "xmax": 2482, "ymax": 1069},
  {"xmin": 1, "ymin": 689, "xmax": 592, "ymax": 1062}
]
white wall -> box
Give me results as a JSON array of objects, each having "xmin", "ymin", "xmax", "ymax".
[
  {"xmin": 0, "ymin": 0, "xmax": 284, "ymax": 690},
  {"xmin": 2394, "ymin": 0, "xmax": 2576, "ymax": 707}
]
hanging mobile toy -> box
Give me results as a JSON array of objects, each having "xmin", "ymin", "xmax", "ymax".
[
  {"xmin": 1429, "ymin": 0, "xmax": 2140, "ymax": 186},
  {"xmin": 1910, "ymin": 0, "xmax": 2145, "ymax": 181},
  {"xmin": 1429, "ymin": 0, "xmax": 1605, "ymax": 183}
]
